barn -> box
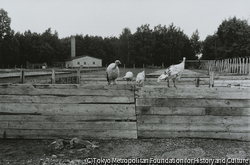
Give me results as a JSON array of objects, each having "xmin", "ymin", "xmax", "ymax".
[{"xmin": 65, "ymin": 55, "xmax": 102, "ymax": 68}]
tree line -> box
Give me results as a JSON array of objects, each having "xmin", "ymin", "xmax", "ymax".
[
  {"xmin": 0, "ymin": 8, "xmax": 249, "ymax": 68},
  {"xmin": 201, "ymin": 17, "xmax": 250, "ymax": 60}
]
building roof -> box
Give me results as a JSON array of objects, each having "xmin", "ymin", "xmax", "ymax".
[{"xmin": 65, "ymin": 55, "xmax": 102, "ymax": 62}]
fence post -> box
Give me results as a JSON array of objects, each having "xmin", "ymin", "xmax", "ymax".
[
  {"xmin": 124, "ymin": 64, "xmax": 125, "ymax": 69},
  {"xmin": 236, "ymin": 58, "xmax": 238, "ymax": 74},
  {"xmin": 196, "ymin": 76, "xmax": 200, "ymax": 87},
  {"xmin": 77, "ymin": 68, "xmax": 81, "ymax": 84},
  {"xmin": 20, "ymin": 69, "xmax": 25, "ymax": 84},
  {"xmin": 248, "ymin": 57, "xmax": 250, "ymax": 75},
  {"xmin": 233, "ymin": 58, "xmax": 236, "ymax": 73},
  {"xmin": 51, "ymin": 69, "xmax": 55, "ymax": 84},
  {"xmin": 223, "ymin": 59, "xmax": 225, "ymax": 72},
  {"xmin": 229, "ymin": 58, "xmax": 231, "ymax": 73},
  {"xmin": 209, "ymin": 71, "xmax": 214, "ymax": 88},
  {"xmin": 246, "ymin": 57, "xmax": 249, "ymax": 74},
  {"xmin": 246, "ymin": 57, "xmax": 248, "ymax": 74},
  {"xmin": 225, "ymin": 59, "xmax": 227, "ymax": 72},
  {"xmin": 207, "ymin": 61, "xmax": 210, "ymax": 74},
  {"xmin": 239, "ymin": 57, "xmax": 242, "ymax": 74},
  {"xmin": 242, "ymin": 57, "xmax": 244, "ymax": 74},
  {"xmin": 133, "ymin": 64, "xmax": 135, "ymax": 69}
]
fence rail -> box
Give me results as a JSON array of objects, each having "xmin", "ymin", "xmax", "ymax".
[{"xmin": 200, "ymin": 57, "xmax": 250, "ymax": 74}]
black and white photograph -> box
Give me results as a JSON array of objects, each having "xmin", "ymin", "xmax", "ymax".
[{"xmin": 0, "ymin": 0, "xmax": 250, "ymax": 164}]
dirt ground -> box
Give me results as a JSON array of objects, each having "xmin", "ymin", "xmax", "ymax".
[{"xmin": 1, "ymin": 138, "xmax": 250, "ymax": 164}]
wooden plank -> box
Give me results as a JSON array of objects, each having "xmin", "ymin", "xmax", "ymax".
[
  {"xmin": 0, "ymin": 83, "xmax": 135, "ymax": 89},
  {"xmin": 0, "ymin": 95, "xmax": 134, "ymax": 103},
  {"xmin": 3, "ymin": 129, "xmax": 137, "ymax": 139},
  {"xmin": 136, "ymin": 107, "xmax": 205, "ymax": 116},
  {"xmin": 137, "ymin": 131, "xmax": 250, "ymax": 141},
  {"xmin": 5, "ymin": 121, "xmax": 137, "ymax": 130},
  {"xmin": 136, "ymin": 98, "xmax": 250, "ymax": 107},
  {"xmin": 0, "ymin": 103, "xmax": 136, "ymax": 119},
  {"xmin": 214, "ymin": 76, "xmax": 250, "ymax": 80},
  {"xmin": 80, "ymin": 75, "xmax": 106, "ymax": 78},
  {"xmin": 0, "ymin": 84, "xmax": 135, "ymax": 96},
  {"xmin": 81, "ymin": 81, "xmax": 136, "ymax": 85},
  {"xmin": 135, "ymin": 86, "xmax": 250, "ymax": 99},
  {"xmin": 136, "ymin": 107, "xmax": 250, "ymax": 116},
  {"xmin": 0, "ymin": 121, "xmax": 8, "ymax": 128},
  {"xmin": 214, "ymin": 80, "xmax": 250, "ymax": 87},
  {"xmin": 146, "ymin": 79, "xmax": 209, "ymax": 86},
  {"xmin": 215, "ymin": 79, "xmax": 250, "ymax": 84},
  {"xmin": 137, "ymin": 115, "xmax": 250, "ymax": 124},
  {"xmin": 0, "ymin": 114, "xmax": 137, "ymax": 122},
  {"xmin": 205, "ymin": 107, "xmax": 250, "ymax": 116},
  {"xmin": 137, "ymin": 123, "xmax": 250, "ymax": 132},
  {"xmin": 81, "ymin": 77, "xmax": 125, "ymax": 81},
  {"xmin": 147, "ymin": 77, "xmax": 210, "ymax": 82}
]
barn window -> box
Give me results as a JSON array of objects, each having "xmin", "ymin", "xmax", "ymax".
[
  {"xmin": 77, "ymin": 62, "xmax": 80, "ymax": 65},
  {"xmin": 93, "ymin": 62, "xmax": 95, "ymax": 64},
  {"xmin": 84, "ymin": 62, "xmax": 86, "ymax": 65}
]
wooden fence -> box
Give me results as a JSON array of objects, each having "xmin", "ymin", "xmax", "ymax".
[
  {"xmin": 200, "ymin": 57, "xmax": 250, "ymax": 74},
  {"xmin": 135, "ymin": 86, "xmax": 250, "ymax": 141},
  {"xmin": 0, "ymin": 82, "xmax": 250, "ymax": 141},
  {"xmin": 0, "ymin": 84, "xmax": 136, "ymax": 139}
]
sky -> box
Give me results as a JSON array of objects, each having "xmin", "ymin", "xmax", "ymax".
[{"xmin": 1, "ymin": 0, "xmax": 250, "ymax": 41}]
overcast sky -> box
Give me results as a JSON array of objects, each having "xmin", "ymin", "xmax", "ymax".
[{"xmin": 1, "ymin": 0, "xmax": 250, "ymax": 40}]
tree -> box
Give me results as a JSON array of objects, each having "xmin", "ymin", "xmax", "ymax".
[
  {"xmin": 181, "ymin": 35, "xmax": 197, "ymax": 60},
  {"xmin": 201, "ymin": 35, "xmax": 219, "ymax": 60},
  {"xmin": 202, "ymin": 17, "xmax": 250, "ymax": 60},
  {"xmin": 190, "ymin": 29, "xmax": 202, "ymax": 57},
  {"xmin": 132, "ymin": 24, "xmax": 154, "ymax": 66},
  {"xmin": 119, "ymin": 28, "xmax": 132, "ymax": 65},
  {"xmin": 166, "ymin": 23, "xmax": 186, "ymax": 65},
  {"xmin": 103, "ymin": 36, "xmax": 120, "ymax": 66},
  {"xmin": 152, "ymin": 24, "xmax": 170, "ymax": 66},
  {"xmin": 0, "ymin": 8, "xmax": 20, "ymax": 67},
  {"xmin": 216, "ymin": 16, "xmax": 250, "ymax": 58},
  {"xmin": 0, "ymin": 8, "xmax": 11, "ymax": 39}
]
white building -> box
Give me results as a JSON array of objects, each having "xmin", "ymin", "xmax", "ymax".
[{"xmin": 65, "ymin": 55, "xmax": 102, "ymax": 68}]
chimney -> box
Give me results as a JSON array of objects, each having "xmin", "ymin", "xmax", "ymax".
[{"xmin": 71, "ymin": 36, "xmax": 75, "ymax": 58}]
